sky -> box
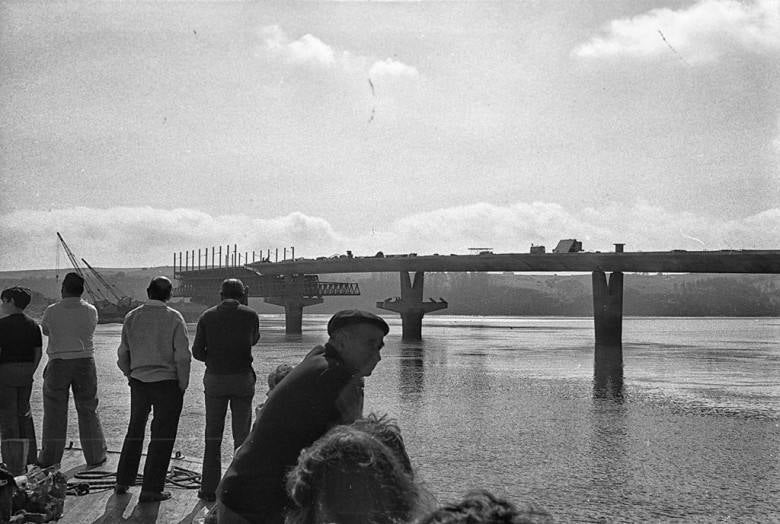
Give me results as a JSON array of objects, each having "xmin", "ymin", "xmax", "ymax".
[{"xmin": 1, "ymin": 0, "xmax": 779, "ymax": 270}]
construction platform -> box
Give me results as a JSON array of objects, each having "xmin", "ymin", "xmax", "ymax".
[{"xmin": 48, "ymin": 449, "xmax": 211, "ymax": 524}]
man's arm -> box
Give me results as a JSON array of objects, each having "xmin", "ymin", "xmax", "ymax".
[
  {"xmin": 40, "ymin": 307, "xmax": 50, "ymax": 336},
  {"xmin": 251, "ymin": 313, "xmax": 260, "ymax": 346},
  {"xmin": 173, "ymin": 316, "xmax": 191, "ymax": 391},
  {"xmin": 191, "ymin": 318, "xmax": 207, "ymax": 362},
  {"xmin": 33, "ymin": 346, "xmax": 42, "ymax": 370},
  {"xmin": 116, "ymin": 322, "xmax": 131, "ymax": 377},
  {"xmin": 32, "ymin": 323, "xmax": 43, "ymax": 370}
]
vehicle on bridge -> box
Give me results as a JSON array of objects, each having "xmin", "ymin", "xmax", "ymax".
[{"xmin": 553, "ymin": 239, "xmax": 583, "ymax": 253}]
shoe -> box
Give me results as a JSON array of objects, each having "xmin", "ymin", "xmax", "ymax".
[
  {"xmin": 139, "ymin": 490, "xmax": 172, "ymax": 503},
  {"xmin": 197, "ymin": 490, "xmax": 216, "ymax": 502},
  {"xmin": 114, "ymin": 484, "xmax": 129, "ymax": 495},
  {"xmin": 87, "ymin": 456, "xmax": 108, "ymax": 469}
]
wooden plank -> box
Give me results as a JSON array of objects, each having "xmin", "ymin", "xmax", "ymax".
[{"xmin": 52, "ymin": 449, "xmax": 213, "ymax": 524}]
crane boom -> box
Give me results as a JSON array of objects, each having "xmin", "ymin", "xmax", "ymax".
[
  {"xmin": 56, "ymin": 232, "xmax": 105, "ymax": 303},
  {"xmin": 81, "ymin": 258, "xmax": 124, "ymax": 302}
]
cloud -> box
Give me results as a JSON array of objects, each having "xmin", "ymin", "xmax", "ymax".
[
  {"xmin": 573, "ymin": 0, "xmax": 780, "ymax": 64},
  {"xmin": 369, "ymin": 58, "xmax": 419, "ymax": 78},
  {"xmin": 1, "ymin": 202, "xmax": 777, "ymax": 270},
  {"xmin": 259, "ymin": 24, "xmax": 418, "ymax": 78},
  {"xmin": 0, "ymin": 207, "xmax": 346, "ymax": 270},
  {"xmin": 261, "ymin": 25, "xmax": 335, "ymax": 66}
]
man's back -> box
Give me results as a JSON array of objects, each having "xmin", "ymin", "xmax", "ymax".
[
  {"xmin": 193, "ymin": 300, "xmax": 259, "ymax": 374},
  {"xmin": 119, "ymin": 302, "xmax": 190, "ymax": 386},
  {"xmin": 42, "ymin": 298, "xmax": 97, "ymax": 358},
  {"xmin": 0, "ymin": 313, "xmax": 41, "ymax": 364}
]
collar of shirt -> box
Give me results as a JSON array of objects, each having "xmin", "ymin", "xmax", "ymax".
[
  {"xmin": 61, "ymin": 297, "xmax": 83, "ymax": 303},
  {"xmin": 144, "ymin": 299, "xmax": 168, "ymax": 307},
  {"xmin": 218, "ymin": 299, "xmax": 240, "ymax": 309}
]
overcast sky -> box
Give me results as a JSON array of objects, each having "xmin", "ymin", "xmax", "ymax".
[{"xmin": 1, "ymin": 0, "xmax": 778, "ymax": 270}]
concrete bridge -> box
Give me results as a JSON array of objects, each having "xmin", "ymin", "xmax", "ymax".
[{"xmin": 173, "ymin": 247, "xmax": 779, "ymax": 396}]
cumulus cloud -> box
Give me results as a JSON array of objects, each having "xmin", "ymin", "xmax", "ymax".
[
  {"xmin": 573, "ymin": 0, "xmax": 780, "ymax": 64},
  {"xmin": 369, "ymin": 58, "xmax": 419, "ymax": 78},
  {"xmin": 1, "ymin": 202, "xmax": 777, "ymax": 270},
  {"xmin": 261, "ymin": 25, "xmax": 335, "ymax": 66},
  {"xmin": 259, "ymin": 24, "xmax": 418, "ymax": 78},
  {"xmin": 0, "ymin": 207, "xmax": 345, "ymax": 270}
]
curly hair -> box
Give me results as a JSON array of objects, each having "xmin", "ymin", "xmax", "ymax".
[
  {"xmin": 350, "ymin": 413, "xmax": 413, "ymax": 477},
  {"xmin": 417, "ymin": 490, "xmax": 554, "ymax": 524},
  {"xmin": 285, "ymin": 425, "xmax": 419, "ymax": 524}
]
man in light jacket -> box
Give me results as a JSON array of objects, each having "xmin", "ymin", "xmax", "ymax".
[
  {"xmin": 37, "ymin": 272, "xmax": 107, "ymax": 469},
  {"xmin": 115, "ymin": 276, "xmax": 191, "ymax": 503}
]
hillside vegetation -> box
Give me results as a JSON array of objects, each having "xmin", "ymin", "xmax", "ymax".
[{"xmin": 2, "ymin": 268, "xmax": 777, "ymax": 319}]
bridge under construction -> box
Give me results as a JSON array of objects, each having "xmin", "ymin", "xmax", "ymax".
[{"xmin": 173, "ymin": 244, "xmax": 780, "ymax": 394}]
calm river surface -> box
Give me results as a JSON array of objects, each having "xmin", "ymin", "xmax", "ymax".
[{"xmin": 28, "ymin": 316, "xmax": 779, "ymax": 522}]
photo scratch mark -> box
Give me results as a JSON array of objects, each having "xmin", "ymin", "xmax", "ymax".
[{"xmin": 658, "ymin": 29, "xmax": 690, "ymax": 66}]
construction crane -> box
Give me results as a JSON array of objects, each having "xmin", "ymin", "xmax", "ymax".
[
  {"xmin": 56, "ymin": 232, "xmax": 104, "ymax": 303},
  {"xmin": 56, "ymin": 232, "xmax": 141, "ymax": 323}
]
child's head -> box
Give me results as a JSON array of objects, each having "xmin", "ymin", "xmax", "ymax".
[
  {"xmin": 267, "ymin": 363, "xmax": 294, "ymax": 392},
  {"xmin": 286, "ymin": 425, "xmax": 418, "ymax": 524},
  {"xmin": 417, "ymin": 490, "xmax": 554, "ymax": 524},
  {"xmin": 350, "ymin": 413, "xmax": 413, "ymax": 476}
]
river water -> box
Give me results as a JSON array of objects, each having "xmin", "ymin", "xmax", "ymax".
[{"xmin": 28, "ymin": 316, "xmax": 779, "ymax": 522}]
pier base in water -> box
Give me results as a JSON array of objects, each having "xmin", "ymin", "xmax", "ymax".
[
  {"xmin": 376, "ymin": 271, "xmax": 448, "ymax": 341},
  {"xmin": 265, "ymin": 296, "xmax": 324, "ymax": 334},
  {"xmin": 592, "ymin": 270, "xmax": 624, "ymax": 397}
]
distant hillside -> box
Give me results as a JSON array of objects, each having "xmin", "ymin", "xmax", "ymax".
[{"xmin": 1, "ymin": 268, "xmax": 777, "ymax": 318}]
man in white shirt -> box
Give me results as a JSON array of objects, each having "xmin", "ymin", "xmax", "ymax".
[
  {"xmin": 37, "ymin": 272, "xmax": 107, "ymax": 469},
  {"xmin": 115, "ymin": 276, "xmax": 191, "ymax": 503}
]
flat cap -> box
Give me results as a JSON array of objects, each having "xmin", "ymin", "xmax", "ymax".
[{"xmin": 327, "ymin": 309, "xmax": 389, "ymax": 336}]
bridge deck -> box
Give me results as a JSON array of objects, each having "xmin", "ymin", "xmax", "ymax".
[{"xmin": 242, "ymin": 250, "xmax": 780, "ymax": 275}]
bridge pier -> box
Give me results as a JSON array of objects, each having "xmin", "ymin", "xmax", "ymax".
[
  {"xmin": 264, "ymin": 296, "xmax": 324, "ymax": 334},
  {"xmin": 592, "ymin": 270, "xmax": 624, "ymax": 396},
  {"xmin": 376, "ymin": 271, "xmax": 447, "ymax": 341}
]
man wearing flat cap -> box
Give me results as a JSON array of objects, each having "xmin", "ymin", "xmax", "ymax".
[{"xmin": 216, "ymin": 309, "xmax": 389, "ymax": 524}]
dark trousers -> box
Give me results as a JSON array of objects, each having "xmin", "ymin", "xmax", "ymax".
[
  {"xmin": 38, "ymin": 358, "xmax": 106, "ymax": 467},
  {"xmin": 201, "ymin": 370, "xmax": 255, "ymax": 495},
  {"xmin": 116, "ymin": 379, "xmax": 183, "ymax": 493},
  {"xmin": 0, "ymin": 363, "xmax": 37, "ymax": 475}
]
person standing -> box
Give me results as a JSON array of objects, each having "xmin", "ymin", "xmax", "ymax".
[
  {"xmin": 192, "ymin": 278, "xmax": 260, "ymax": 502},
  {"xmin": 215, "ymin": 309, "xmax": 388, "ymax": 524},
  {"xmin": 115, "ymin": 276, "xmax": 191, "ymax": 503},
  {"xmin": 0, "ymin": 287, "xmax": 42, "ymax": 474},
  {"xmin": 36, "ymin": 273, "xmax": 107, "ymax": 469}
]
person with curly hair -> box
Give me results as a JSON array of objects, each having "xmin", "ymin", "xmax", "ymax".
[
  {"xmin": 349, "ymin": 412, "xmax": 413, "ymax": 476},
  {"xmin": 285, "ymin": 425, "xmax": 420, "ymax": 524},
  {"xmin": 417, "ymin": 489, "xmax": 554, "ymax": 524}
]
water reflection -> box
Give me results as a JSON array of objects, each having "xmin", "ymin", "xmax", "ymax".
[
  {"xmin": 398, "ymin": 343, "xmax": 425, "ymax": 408},
  {"xmin": 593, "ymin": 368, "xmax": 624, "ymax": 401},
  {"xmin": 586, "ymin": 396, "xmax": 629, "ymax": 521},
  {"xmin": 593, "ymin": 341, "xmax": 624, "ymax": 401}
]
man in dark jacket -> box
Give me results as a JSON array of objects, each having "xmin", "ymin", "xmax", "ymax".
[
  {"xmin": 215, "ymin": 309, "xmax": 389, "ymax": 524},
  {"xmin": 0, "ymin": 287, "xmax": 42, "ymax": 475},
  {"xmin": 192, "ymin": 278, "xmax": 260, "ymax": 501}
]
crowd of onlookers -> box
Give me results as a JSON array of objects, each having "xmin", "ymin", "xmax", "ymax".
[{"xmin": 0, "ymin": 274, "xmax": 553, "ymax": 523}]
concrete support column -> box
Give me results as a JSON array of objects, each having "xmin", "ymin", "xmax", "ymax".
[
  {"xmin": 265, "ymin": 296, "xmax": 323, "ymax": 334},
  {"xmin": 376, "ymin": 272, "xmax": 447, "ymax": 341},
  {"xmin": 592, "ymin": 270, "xmax": 624, "ymax": 396}
]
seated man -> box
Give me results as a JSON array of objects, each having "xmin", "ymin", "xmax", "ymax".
[{"xmin": 215, "ymin": 310, "xmax": 389, "ymax": 524}]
